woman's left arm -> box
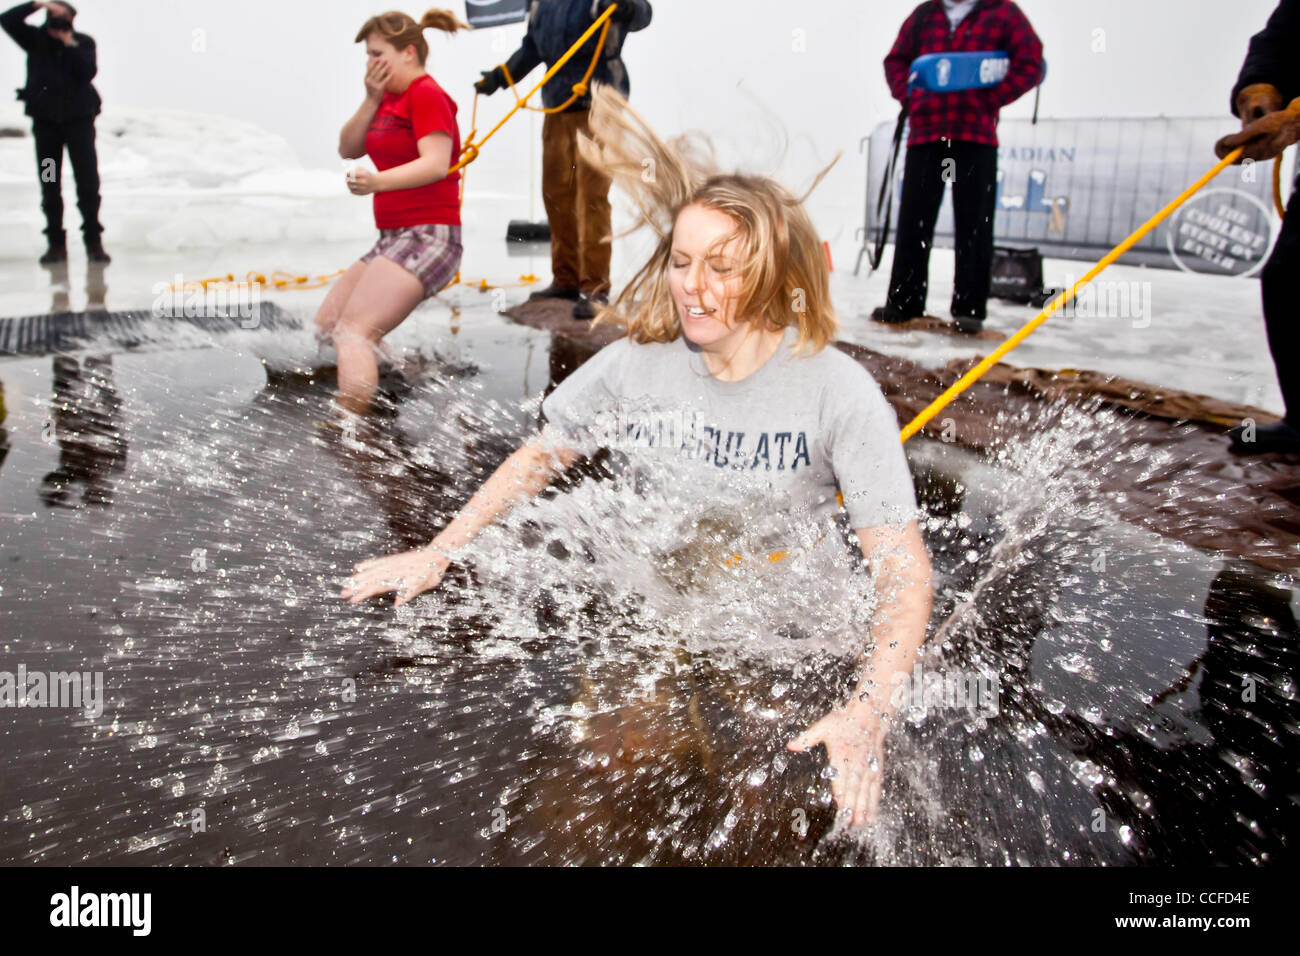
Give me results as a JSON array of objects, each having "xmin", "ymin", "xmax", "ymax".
[
  {"xmin": 849, "ymin": 519, "xmax": 933, "ymax": 716},
  {"xmin": 788, "ymin": 519, "xmax": 932, "ymax": 827},
  {"xmin": 347, "ymin": 132, "xmax": 452, "ymax": 195}
]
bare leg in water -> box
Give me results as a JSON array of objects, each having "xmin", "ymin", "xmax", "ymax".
[
  {"xmin": 314, "ymin": 256, "xmax": 426, "ymax": 415},
  {"xmin": 312, "ymin": 260, "xmax": 368, "ymax": 344}
]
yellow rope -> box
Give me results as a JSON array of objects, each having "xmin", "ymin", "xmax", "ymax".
[
  {"xmin": 898, "ymin": 147, "xmax": 1245, "ymax": 443},
  {"xmin": 167, "ymin": 269, "xmax": 347, "ymax": 293},
  {"xmin": 448, "ymin": 2, "xmax": 618, "ymax": 175},
  {"xmin": 168, "ymin": 269, "xmax": 539, "ymax": 294},
  {"xmin": 500, "ymin": 13, "xmax": 610, "ymax": 115},
  {"xmin": 734, "ymin": 148, "xmax": 1247, "ymax": 565},
  {"xmin": 434, "ymin": 11, "xmax": 615, "ymax": 289}
]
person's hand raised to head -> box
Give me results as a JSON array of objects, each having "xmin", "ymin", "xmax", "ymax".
[{"xmin": 364, "ymin": 59, "xmax": 392, "ymax": 102}]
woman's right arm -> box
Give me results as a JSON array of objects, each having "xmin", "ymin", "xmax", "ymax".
[
  {"xmin": 341, "ymin": 437, "xmax": 583, "ymax": 605},
  {"xmin": 338, "ymin": 60, "xmax": 390, "ymax": 159}
]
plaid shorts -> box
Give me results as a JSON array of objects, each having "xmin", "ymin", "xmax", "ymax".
[{"xmin": 360, "ymin": 223, "xmax": 462, "ymax": 298}]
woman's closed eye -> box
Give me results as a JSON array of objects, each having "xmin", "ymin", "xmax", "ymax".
[{"xmin": 672, "ymin": 259, "xmax": 730, "ymax": 275}]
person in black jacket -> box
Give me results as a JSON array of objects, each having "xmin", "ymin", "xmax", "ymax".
[
  {"xmin": 474, "ymin": 0, "xmax": 651, "ymax": 320},
  {"xmin": 1216, "ymin": 0, "xmax": 1300, "ymax": 453},
  {"xmin": 2, "ymin": 1, "xmax": 109, "ymax": 265}
]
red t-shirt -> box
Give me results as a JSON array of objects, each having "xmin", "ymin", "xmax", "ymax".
[{"xmin": 365, "ymin": 74, "xmax": 461, "ymax": 228}]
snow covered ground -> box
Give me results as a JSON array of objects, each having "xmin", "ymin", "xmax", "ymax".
[
  {"xmin": 0, "ymin": 102, "xmax": 1283, "ymax": 417},
  {"xmin": 0, "ymin": 103, "xmax": 375, "ymax": 256}
]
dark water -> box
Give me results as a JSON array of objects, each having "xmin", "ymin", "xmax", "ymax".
[{"xmin": 0, "ymin": 310, "xmax": 1296, "ymax": 865}]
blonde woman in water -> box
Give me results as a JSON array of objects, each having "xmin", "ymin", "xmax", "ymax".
[{"xmin": 343, "ymin": 85, "xmax": 933, "ymax": 828}]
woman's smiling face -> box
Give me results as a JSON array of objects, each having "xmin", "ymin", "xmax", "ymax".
[{"xmin": 668, "ymin": 203, "xmax": 748, "ymax": 347}]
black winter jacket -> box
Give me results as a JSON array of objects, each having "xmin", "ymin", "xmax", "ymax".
[
  {"xmin": 2, "ymin": 1, "xmax": 101, "ymax": 123},
  {"xmin": 503, "ymin": 0, "xmax": 651, "ymax": 112},
  {"xmin": 1231, "ymin": 0, "xmax": 1300, "ymax": 116}
]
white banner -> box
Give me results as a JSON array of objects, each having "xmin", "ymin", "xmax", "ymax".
[{"xmin": 863, "ymin": 116, "xmax": 1293, "ymax": 275}]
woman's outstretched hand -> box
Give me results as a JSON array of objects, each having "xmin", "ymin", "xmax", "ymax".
[
  {"xmin": 341, "ymin": 547, "xmax": 450, "ymax": 606},
  {"xmin": 788, "ymin": 703, "xmax": 890, "ymax": 828}
]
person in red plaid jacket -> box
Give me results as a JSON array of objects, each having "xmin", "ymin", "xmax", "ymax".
[{"xmin": 872, "ymin": 0, "xmax": 1043, "ymax": 332}]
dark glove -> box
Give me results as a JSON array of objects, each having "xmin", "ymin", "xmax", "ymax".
[
  {"xmin": 593, "ymin": 0, "xmax": 634, "ymax": 24},
  {"xmin": 474, "ymin": 67, "xmax": 506, "ymax": 96},
  {"xmin": 1216, "ymin": 99, "xmax": 1300, "ymax": 163},
  {"xmin": 1236, "ymin": 83, "xmax": 1284, "ymax": 125}
]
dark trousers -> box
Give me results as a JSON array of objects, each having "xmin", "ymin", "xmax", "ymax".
[
  {"xmin": 32, "ymin": 118, "xmax": 103, "ymax": 245},
  {"xmin": 887, "ymin": 139, "xmax": 997, "ymax": 320},
  {"xmin": 1260, "ymin": 183, "xmax": 1300, "ymax": 424}
]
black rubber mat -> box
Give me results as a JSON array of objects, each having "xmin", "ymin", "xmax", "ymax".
[{"xmin": 0, "ymin": 302, "xmax": 301, "ymax": 357}]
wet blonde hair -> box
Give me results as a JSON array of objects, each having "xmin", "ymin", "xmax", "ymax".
[
  {"xmin": 577, "ymin": 84, "xmax": 839, "ymax": 356},
  {"xmin": 354, "ymin": 9, "xmax": 469, "ymax": 65}
]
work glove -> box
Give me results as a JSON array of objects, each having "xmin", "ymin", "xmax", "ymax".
[
  {"xmin": 592, "ymin": 0, "xmax": 634, "ymax": 23},
  {"xmin": 474, "ymin": 66, "xmax": 506, "ymax": 96},
  {"xmin": 1236, "ymin": 83, "xmax": 1284, "ymax": 124},
  {"xmin": 1216, "ymin": 98, "xmax": 1300, "ymax": 163}
]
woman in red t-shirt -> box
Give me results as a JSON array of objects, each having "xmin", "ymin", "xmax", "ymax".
[{"xmin": 315, "ymin": 9, "xmax": 467, "ymax": 416}]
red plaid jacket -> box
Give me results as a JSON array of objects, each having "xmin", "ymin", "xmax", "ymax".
[{"xmin": 884, "ymin": 0, "xmax": 1044, "ymax": 147}]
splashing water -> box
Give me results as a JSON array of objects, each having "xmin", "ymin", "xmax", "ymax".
[{"xmin": 0, "ymin": 317, "xmax": 1295, "ymax": 865}]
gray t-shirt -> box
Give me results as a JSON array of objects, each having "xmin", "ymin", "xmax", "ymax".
[{"xmin": 539, "ymin": 325, "xmax": 918, "ymax": 546}]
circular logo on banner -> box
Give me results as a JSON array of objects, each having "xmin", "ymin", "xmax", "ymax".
[{"xmin": 1166, "ymin": 188, "xmax": 1275, "ymax": 277}]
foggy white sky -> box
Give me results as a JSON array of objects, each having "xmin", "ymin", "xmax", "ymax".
[
  {"xmin": 1, "ymin": 0, "xmax": 1278, "ymax": 159},
  {"xmin": 0, "ymin": 0, "xmax": 1281, "ymax": 239}
]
